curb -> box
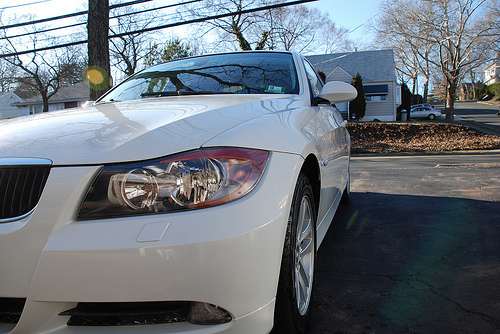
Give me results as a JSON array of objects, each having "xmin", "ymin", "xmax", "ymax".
[{"xmin": 455, "ymin": 118, "xmax": 500, "ymax": 137}]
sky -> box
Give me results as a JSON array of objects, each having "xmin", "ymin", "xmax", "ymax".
[
  {"xmin": 306, "ymin": 0, "xmax": 382, "ymax": 46},
  {"xmin": 1, "ymin": 0, "xmax": 383, "ymax": 48}
]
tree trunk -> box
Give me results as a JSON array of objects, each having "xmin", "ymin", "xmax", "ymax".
[
  {"xmin": 233, "ymin": 24, "xmax": 252, "ymax": 51},
  {"xmin": 445, "ymin": 79, "xmax": 457, "ymax": 122},
  {"xmin": 423, "ymin": 78, "xmax": 429, "ymax": 102},
  {"xmin": 88, "ymin": 0, "xmax": 110, "ymax": 101},
  {"xmin": 42, "ymin": 95, "xmax": 49, "ymax": 113}
]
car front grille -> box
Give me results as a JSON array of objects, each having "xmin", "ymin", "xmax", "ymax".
[
  {"xmin": 59, "ymin": 301, "xmax": 191, "ymax": 326},
  {"xmin": 0, "ymin": 161, "xmax": 51, "ymax": 221},
  {"xmin": 0, "ymin": 298, "xmax": 26, "ymax": 324}
]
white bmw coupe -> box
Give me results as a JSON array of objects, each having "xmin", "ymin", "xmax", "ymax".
[{"xmin": 0, "ymin": 51, "xmax": 356, "ymax": 334}]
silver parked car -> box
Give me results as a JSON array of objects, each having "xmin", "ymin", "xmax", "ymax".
[{"xmin": 410, "ymin": 106, "xmax": 442, "ymax": 120}]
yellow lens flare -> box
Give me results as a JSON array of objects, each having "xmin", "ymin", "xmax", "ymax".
[{"xmin": 86, "ymin": 68, "xmax": 105, "ymax": 85}]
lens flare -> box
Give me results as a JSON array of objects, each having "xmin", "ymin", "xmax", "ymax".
[{"xmin": 86, "ymin": 68, "xmax": 105, "ymax": 85}]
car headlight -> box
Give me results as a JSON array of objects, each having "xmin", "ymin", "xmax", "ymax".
[{"xmin": 77, "ymin": 148, "xmax": 269, "ymax": 220}]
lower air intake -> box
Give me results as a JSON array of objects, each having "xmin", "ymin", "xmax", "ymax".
[
  {"xmin": 0, "ymin": 298, "xmax": 26, "ymax": 324},
  {"xmin": 60, "ymin": 301, "xmax": 190, "ymax": 326}
]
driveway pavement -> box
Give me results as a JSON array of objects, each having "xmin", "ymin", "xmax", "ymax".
[{"xmin": 310, "ymin": 151, "xmax": 500, "ymax": 333}]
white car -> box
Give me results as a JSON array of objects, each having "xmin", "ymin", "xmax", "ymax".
[
  {"xmin": 410, "ymin": 103, "xmax": 434, "ymax": 109},
  {"xmin": 0, "ymin": 51, "xmax": 356, "ymax": 334},
  {"xmin": 410, "ymin": 106, "xmax": 442, "ymax": 119}
]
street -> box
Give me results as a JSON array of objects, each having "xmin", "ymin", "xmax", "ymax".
[
  {"xmin": 453, "ymin": 101, "xmax": 500, "ymax": 135},
  {"xmin": 433, "ymin": 101, "xmax": 500, "ymax": 135},
  {"xmin": 310, "ymin": 151, "xmax": 500, "ymax": 333}
]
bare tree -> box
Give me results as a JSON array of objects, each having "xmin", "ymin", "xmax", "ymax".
[
  {"xmin": 109, "ymin": 4, "xmax": 163, "ymax": 76},
  {"xmin": 267, "ymin": 5, "xmax": 354, "ymax": 53},
  {"xmin": 5, "ymin": 49, "xmax": 86, "ymax": 112},
  {"xmin": 320, "ymin": 21, "xmax": 355, "ymax": 54},
  {"xmin": 181, "ymin": 0, "xmax": 272, "ymax": 51},
  {"xmin": 375, "ymin": 0, "xmax": 435, "ymax": 100},
  {"xmin": 1, "ymin": 15, "xmax": 86, "ymax": 111},
  {"xmin": 181, "ymin": 1, "xmax": 353, "ymax": 54},
  {"xmin": 430, "ymin": 0, "xmax": 491, "ymax": 120},
  {"xmin": 484, "ymin": 0, "xmax": 500, "ymax": 50},
  {"xmin": 0, "ymin": 59, "xmax": 18, "ymax": 92},
  {"xmin": 375, "ymin": 0, "xmax": 494, "ymax": 121}
]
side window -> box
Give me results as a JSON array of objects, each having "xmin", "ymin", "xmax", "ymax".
[{"xmin": 303, "ymin": 60, "xmax": 323, "ymax": 97}]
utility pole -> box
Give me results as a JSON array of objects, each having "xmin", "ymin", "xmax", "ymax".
[{"xmin": 87, "ymin": 0, "xmax": 110, "ymax": 100}]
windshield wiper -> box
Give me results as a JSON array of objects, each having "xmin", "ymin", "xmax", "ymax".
[
  {"xmin": 140, "ymin": 91, "xmax": 179, "ymax": 98},
  {"xmin": 141, "ymin": 90, "xmax": 235, "ymax": 98},
  {"xmin": 177, "ymin": 90, "xmax": 233, "ymax": 95}
]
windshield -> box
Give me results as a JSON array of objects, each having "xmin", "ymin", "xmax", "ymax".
[{"xmin": 99, "ymin": 52, "xmax": 299, "ymax": 102}]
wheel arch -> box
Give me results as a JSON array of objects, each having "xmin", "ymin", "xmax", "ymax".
[{"xmin": 299, "ymin": 154, "xmax": 320, "ymax": 218}]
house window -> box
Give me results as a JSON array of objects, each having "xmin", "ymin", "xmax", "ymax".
[
  {"xmin": 365, "ymin": 84, "xmax": 388, "ymax": 102},
  {"xmin": 29, "ymin": 105, "xmax": 43, "ymax": 114},
  {"xmin": 366, "ymin": 95, "xmax": 387, "ymax": 102}
]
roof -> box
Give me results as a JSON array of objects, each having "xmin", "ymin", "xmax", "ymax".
[
  {"xmin": 307, "ymin": 49, "xmax": 397, "ymax": 82},
  {"xmin": 12, "ymin": 82, "xmax": 90, "ymax": 106},
  {"xmin": 0, "ymin": 91, "xmax": 22, "ymax": 105}
]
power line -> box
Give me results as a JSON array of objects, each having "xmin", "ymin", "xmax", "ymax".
[
  {"xmin": 112, "ymin": 0, "xmax": 319, "ymax": 38},
  {"xmin": 0, "ymin": 0, "xmax": 52, "ymax": 10},
  {"xmin": 0, "ymin": 0, "xmax": 155, "ymax": 30},
  {"xmin": 0, "ymin": 0, "xmax": 319, "ymax": 59},
  {"xmin": 1, "ymin": 0, "xmax": 201, "ymax": 41}
]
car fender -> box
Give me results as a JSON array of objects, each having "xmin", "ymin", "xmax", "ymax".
[{"xmin": 202, "ymin": 105, "xmax": 321, "ymax": 159}]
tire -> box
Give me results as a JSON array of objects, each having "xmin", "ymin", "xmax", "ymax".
[
  {"xmin": 428, "ymin": 114, "xmax": 436, "ymax": 120},
  {"xmin": 341, "ymin": 163, "xmax": 350, "ymax": 204},
  {"xmin": 273, "ymin": 173, "xmax": 316, "ymax": 334}
]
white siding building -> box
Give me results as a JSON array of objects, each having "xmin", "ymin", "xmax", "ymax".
[
  {"xmin": 484, "ymin": 54, "xmax": 500, "ymax": 85},
  {"xmin": 307, "ymin": 50, "xmax": 401, "ymax": 121},
  {"xmin": 0, "ymin": 92, "xmax": 23, "ymax": 119},
  {"xmin": 11, "ymin": 83, "xmax": 91, "ymax": 116}
]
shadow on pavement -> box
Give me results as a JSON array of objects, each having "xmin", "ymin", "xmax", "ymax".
[{"xmin": 311, "ymin": 191, "xmax": 500, "ymax": 334}]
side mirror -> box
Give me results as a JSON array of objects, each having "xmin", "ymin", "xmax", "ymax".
[{"xmin": 318, "ymin": 81, "xmax": 358, "ymax": 104}]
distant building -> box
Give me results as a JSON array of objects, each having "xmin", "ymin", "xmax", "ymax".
[
  {"xmin": 11, "ymin": 82, "xmax": 91, "ymax": 116},
  {"xmin": 307, "ymin": 49, "xmax": 401, "ymax": 121},
  {"xmin": 0, "ymin": 92, "xmax": 23, "ymax": 119},
  {"xmin": 484, "ymin": 54, "xmax": 500, "ymax": 86}
]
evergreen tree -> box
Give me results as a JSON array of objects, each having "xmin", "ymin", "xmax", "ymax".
[
  {"xmin": 317, "ymin": 70, "xmax": 326, "ymax": 84},
  {"xmin": 349, "ymin": 73, "xmax": 366, "ymax": 121},
  {"xmin": 144, "ymin": 39, "xmax": 193, "ymax": 66},
  {"xmin": 397, "ymin": 83, "xmax": 412, "ymax": 120}
]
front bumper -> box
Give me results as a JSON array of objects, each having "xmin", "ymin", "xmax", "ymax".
[{"xmin": 0, "ymin": 152, "xmax": 303, "ymax": 334}]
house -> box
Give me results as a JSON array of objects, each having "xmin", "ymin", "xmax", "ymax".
[
  {"xmin": 307, "ymin": 49, "xmax": 401, "ymax": 121},
  {"xmin": 11, "ymin": 82, "xmax": 91, "ymax": 116},
  {"xmin": 484, "ymin": 53, "xmax": 500, "ymax": 86},
  {"xmin": 0, "ymin": 92, "xmax": 23, "ymax": 119}
]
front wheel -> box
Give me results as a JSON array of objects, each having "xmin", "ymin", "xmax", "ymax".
[
  {"xmin": 273, "ymin": 173, "xmax": 316, "ymax": 334},
  {"xmin": 428, "ymin": 114, "xmax": 436, "ymax": 120}
]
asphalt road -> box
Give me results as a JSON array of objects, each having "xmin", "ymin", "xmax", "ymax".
[
  {"xmin": 310, "ymin": 151, "xmax": 500, "ymax": 334},
  {"xmin": 433, "ymin": 101, "xmax": 500, "ymax": 135},
  {"xmin": 453, "ymin": 101, "xmax": 500, "ymax": 135}
]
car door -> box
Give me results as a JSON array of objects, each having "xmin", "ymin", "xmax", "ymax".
[
  {"xmin": 302, "ymin": 60, "xmax": 347, "ymax": 231},
  {"xmin": 411, "ymin": 107, "xmax": 424, "ymax": 118}
]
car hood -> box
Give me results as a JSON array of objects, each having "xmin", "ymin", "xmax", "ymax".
[{"xmin": 0, "ymin": 95, "xmax": 301, "ymax": 165}]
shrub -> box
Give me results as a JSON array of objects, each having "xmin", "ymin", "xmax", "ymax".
[{"xmin": 487, "ymin": 83, "xmax": 500, "ymax": 97}]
